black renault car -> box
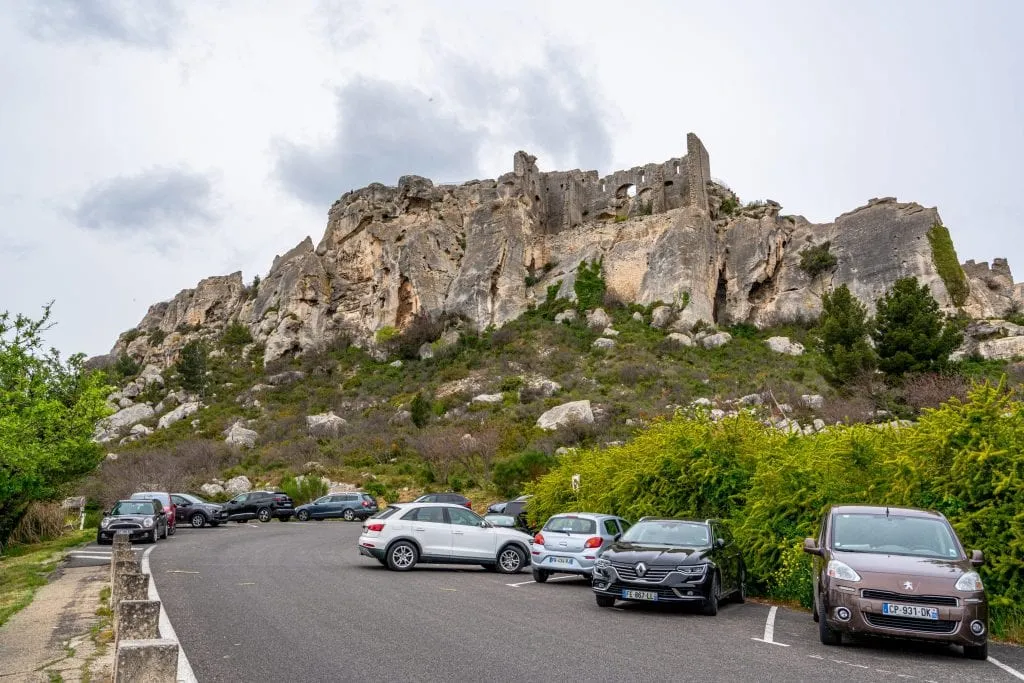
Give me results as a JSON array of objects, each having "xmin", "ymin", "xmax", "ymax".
[
  {"xmin": 216, "ymin": 490, "xmax": 295, "ymax": 523},
  {"xmin": 592, "ymin": 517, "xmax": 745, "ymax": 615},
  {"xmin": 97, "ymin": 499, "xmax": 168, "ymax": 544}
]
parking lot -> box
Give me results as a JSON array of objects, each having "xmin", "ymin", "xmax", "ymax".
[{"xmin": 127, "ymin": 519, "xmax": 1024, "ymax": 682}]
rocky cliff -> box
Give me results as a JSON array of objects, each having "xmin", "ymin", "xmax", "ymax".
[{"xmin": 104, "ymin": 133, "xmax": 1022, "ymax": 368}]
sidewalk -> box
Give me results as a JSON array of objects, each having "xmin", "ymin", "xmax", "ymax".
[{"xmin": 0, "ymin": 564, "xmax": 114, "ymax": 682}]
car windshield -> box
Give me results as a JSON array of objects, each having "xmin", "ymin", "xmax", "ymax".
[
  {"xmin": 179, "ymin": 494, "xmax": 205, "ymax": 504},
  {"xmin": 832, "ymin": 513, "xmax": 962, "ymax": 559},
  {"xmin": 544, "ymin": 517, "xmax": 596, "ymax": 534},
  {"xmin": 620, "ymin": 521, "xmax": 710, "ymax": 547},
  {"xmin": 111, "ymin": 501, "xmax": 154, "ymax": 516}
]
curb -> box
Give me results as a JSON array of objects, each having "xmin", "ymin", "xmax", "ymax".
[{"xmin": 142, "ymin": 545, "xmax": 198, "ymax": 683}]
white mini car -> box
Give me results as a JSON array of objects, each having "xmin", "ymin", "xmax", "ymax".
[{"xmin": 358, "ymin": 503, "xmax": 532, "ymax": 573}]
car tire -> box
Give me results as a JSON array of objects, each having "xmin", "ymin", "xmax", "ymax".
[
  {"xmin": 963, "ymin": 642, "xmax": 988, "ymax": 660},
  {"xmin": 343, "ymin": 508, "xmax": 356, "ymax": 521},
  {"xmin": 297, "ymin": 510, "xmax": 310, "ymax": 522},
  {"xmin": 96, "ymin": 535, "xmax": 109, "ymax": 546},
  {"xmin": 257, "ymin": 507, "xmax": 272, "ymax": 523},
  {"xmin": 817, "ymin": 600, "xmax": 842, "ymax": 645},
  {"xmin": 595, "ymin": 593, "xmax": 616, "ymax": 608},
  {"xmin": 190, "ymin": 513, "xmax": 207, "ymax": 528},
  {"xmin": 734, "ymin": 568, "xmax": 746, "ymax": 604},
  {"xmin": 160, "ymin": 524, "xmax": 168, "ymax": 539},
  {"xmin": 167, "ymin": 523, "xmax": 175, "ymax": 536},
  {"xmin": 533, "ymin": 569, "xmax": 550, "ymax": 583},
  {"xmin": 496, "ymin": 545, "xmax": 526, "ymax": 574},
  {"xmin": 148, "ymin": 529, "xmax": 157, "ymax": 543},
  {"xmin": 702, "ymin": 572, "xmax": 720, "ymax": 616},
  {"xmin": 386, "ymin": 541, "xmax": 418, "ymax": 571}
]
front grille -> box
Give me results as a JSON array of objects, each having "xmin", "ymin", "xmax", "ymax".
[
  {"xmin": 109, "ymin": 522, "xmax": 141, "ymax": 529},
  {"xmin": 861, "ymin": 590, "xmax": 958, "ymax": 607},
  {"xmin": 865, "ymin": 613, "xmax": 958, "ymax": 633},
  {"xmin": 611, "ymin": 562, "xmax": 673, "ymax": 582}
]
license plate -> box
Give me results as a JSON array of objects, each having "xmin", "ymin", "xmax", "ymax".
[
  {"xmin": 622, "ymin": 589, "xmax": 658, "ymax": 601},
  {"xmin": 882, "ymin": 603, "xmax": 939, "ymax": 620},
  {"xmin": 549, "ymin": 557, "xmax": 572, "ymax": 565}
]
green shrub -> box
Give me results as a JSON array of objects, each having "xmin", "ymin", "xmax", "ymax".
[
  {"xmin": 410, "ymin": 392, "xmax": 432, "ymax": 428},
  {"xmin": 927, "ymin": 224, "xmax": 969, "ymax": 307},
  {"xmin": 147, "ymin": 328, "xmax": 166, "ymax": 346},
  {"xmin": 221, "ymin": 321, "xmax": 253, "ymax": 347},
  {"xmin": 121, "ymin": 328, "xmax": 142, "ymax": 343},
  {"xmin": 872, "ymin": 277, "xmax": 963, "ymax": 377},
  {"xmin": 375, "ymin": 326, "xmax": 398, "ymax": 344},
  {"xmin": 279, "ymin": 475, "xmax": 328, "ymax": 505},
  {"xmin": 719, "ymin": 196, "xmax": 739, "ymax": 216},
  {"xmin": 814, "ymin": 284, "xmax": 876, "ymax": 387},
  {"xmin": 175, "ymin": 340, "xmax": 208, "ymax": 393},
  {"xmin": 114, "ymin": 354, "xmax": 140, "ymax": 378},
  {"xmin": 574, "ymin": 258, "xmax": 606, "ymax": 311},
  {"xmin": 799, "ymin": 242, "xmax": 838, "ymax": 278},
  {"xmin": 492, "ymin": 451, "xmax": 558, "ymax": 498}
]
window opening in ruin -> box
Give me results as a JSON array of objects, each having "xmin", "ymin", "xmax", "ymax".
[
  {"xmin": 674, "ymin": 164, "xmax": 680, "ymax": 175},
  {"xmin": 600, "ymin": 181, "xmax": 606, "ymax": 193},
  {"xmin": 617, "ymin": 184, "xmax": 636, "ymax": 199},
  {"xmin": 664, "ymin": 180, "xmax": 674, "ymax": 187},
  {"xmin": 639, "ymin": 171, "xmax": 646, "ymax": 184}
]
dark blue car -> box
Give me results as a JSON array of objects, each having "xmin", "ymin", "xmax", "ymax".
[{"xmin": 295, "ymin": 492, "xmax": 379, "ymax": 521}]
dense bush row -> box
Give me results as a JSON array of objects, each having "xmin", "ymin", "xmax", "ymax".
[{"xmin": 526, "ymin": 382, "xmax": 1024, "ymax": 639}]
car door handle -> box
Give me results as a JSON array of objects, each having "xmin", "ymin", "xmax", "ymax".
[
  {"xmin": 453, "ymin": 530, "xmax": 464, "ymax": 535},
  {"xmin": 414, "ymin": 527, "xmax": 426, "ymax": 531}
]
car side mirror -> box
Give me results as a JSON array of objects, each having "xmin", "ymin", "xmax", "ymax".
[
  {"xmin": 970, "ymin": 549, "xmax": 984, "ymax": 566},
  {"xmin": 613, "ymin": 533, "xmax": 621, "ymax": 541},
  {"xmin": 102, "ymin": 510, "xmax": 109, "ymax": 516},
  {"xmin": 178, "ymin": 501, "xmax": 190, "ymax": 508},
  {"xmin": 480, "ymin": 520, "xmax": 492, "ymax": 528},
  {"xmin": 715, "ymin": 537, "xmax": 726, "ymax": 549},
  {"xmin": 803, "ymin": 538, "xmax": 823, "ymax": 556}
]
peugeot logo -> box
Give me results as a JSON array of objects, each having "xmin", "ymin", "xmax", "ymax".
[
  {"xmin": 636, "ymin": 562, "xmax": 648, "ymax": 577},
  {"xmin": 903, "ymin": 581, "xmax": 914, "ymax": 590}
]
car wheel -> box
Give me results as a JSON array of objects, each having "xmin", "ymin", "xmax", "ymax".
[
  {"xmin": 297, "ymin": 510, "xmax": 310, "ymax": 521},
  {"xmin": 96, "ymin": 535, "xmax": 109, "ymax": 546},
  {"xmin": 148, "ymin": 529, "xmax": 157, "ymax": 543},
  {"xmin": 533, "ymin": 569, "xmax": 550, "ymax": 583},
  {"xmin": 160, "ymin": 523, "xmax": 168, "ymax": 539},
  {"xmin": 191, "ymin": 513, "xmax": 207, "ymax": 528},
  {"xmin": 167, "ymin": 523, "xmax": 175, "ymax": 536},
  {"xmin": 963, "ymin": 642, "xmax": 988, "ymax": 660},
  {"xmin": 387, "ymin": 541, "xmax": 418, "ymax": 571},
  {"xmin": 257, "ymin": 507, "xmax": 272, "ymax": 523},
  {"xmin": 817, "ymin": 600, "xmax": 842, "ymax": 645},
  {"xmin": 343, "ymin": 508, "xmax": 356, "ymax": 521},
  {"xmin": 702, "ymin": 572, "xmax": 720, "ymax": 616},
  {"xmin": 734, "ymin": 569, "xmax": 746, "ymax": 604},
  {"xmin": 496, "ymin": 546, "xmax": 526, "ymax": 574},
  {"xmin": 595, "ymin": 593, "xmax": 616, "ymax": 608}
]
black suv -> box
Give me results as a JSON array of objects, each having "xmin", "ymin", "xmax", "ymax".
[
  {"xmin": 592, "ymin": 518, "xmax": 745, "ymax": 615},
  {"xmin": 413, "ymin": 492, "xmax": 472, "ymax": 508},
  {"xmin": 216, "ymin": 491, "xmax": 295, "ymax": 523}
]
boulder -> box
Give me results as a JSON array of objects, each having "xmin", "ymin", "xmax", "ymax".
[
  {"xmin": 800, "ymin": 394, "xmax": 825, "ymax": 410},
  {"xmin": 766, "ymin": 336, "xmax": 805, "ymax": 356},
  {"xmin": 306, "ymin": 411, "xmax": 347, "ymax": 437},
  {"xmin": 602, "ymin": 327, "xmax": 620, "ymax": 337},
  {"xmin": 225, "ymin": 422, "xmax": 258, "ymax": 448},
  {"xmin": 592, "ymin": 337, "xmax": 616, "ymax": 350},
  {"xmin": 812, "ymin": 419, "xmax": 826, "ymax": 432},
  {"xmin": 118, "ymin": 397, "xmax": 135, "ymax": 409},
  {"xmin": 267, "ymin": 370, "xmax": 306, "ymax": 386},
  {"xmin": 536, "ymin": 400, "xmax": 594, "ymax": 430},
  {"xmin": 139, "ymin": 365, "xmax": 164, "ymax": 387},
  {"xmin": 523, "ymin": 375, "xmax": 561, "ymax": 398},
  {"xmin": 129, "ymin": 423, "xmax": 153, "ymax": 437},
  {"xmin": 389, "ymin": 360, "xmax": 403, "ymax": 368},
  {"xmin": 98, "ymin": 404, "xmax": 155, "ymax": 434},
  {"xmin": 157, "ymin": 401, "xmax": 200, "ymax": 430},
  {"xmin": 977, "ymin": 336, "xmax": 1024, "ymax": 361},
  {"xmin": 631, "ymin": 311, "xmax": 644, "ymax": 322},
  {"xmin": 554, "ymin": 310, "xmax": 577, "ymax": 324},
  {"xmin": 389, "ymin": 410, "xmax": 412, "ymax": 426},
  {"xmin": 650, "ymin": 305, "xmax": 674, "ymax": 329},
  {"xmin": 224, "ymin": 475, "xmax": 252, "ymax": 495},
  {"xmin": 418, "ymin": 343, "xmax": 435, "ymax": 360},
  {"xmin": 200, "ymin": 483, "xmax": 224, "ymax": 497},
  {"xmin": 585, "ymin": 308, "xmax": 612, "ymax": 331},
  {"xmin": 471, "ymin": 393, "xmax": 504, "ymax": 404},
  {"xmin": 691, "ymin": 397, "xmax": 713, "ymax": 408},
  {"xmin": 121, "ymin": 382, "xmax": 142, "ymax": 399},
  {"xmin": 738, "ymin": 393, "xmax": 763, "ymax": 406},
  {"xmin": 701, "ymin": 332, "xmax": 732, "ymax": 349},
  {"xmin": 666, "ymin": 332, "xmax": 693, "ymax": 347},
  {"xmin": 105, "ymin": 453, "xmax": 118, "ymax": 461}
]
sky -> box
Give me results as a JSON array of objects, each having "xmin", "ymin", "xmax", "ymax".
[{"xmin": 1, "ymin": 0, "xmax": 1022, "ymax": 358}]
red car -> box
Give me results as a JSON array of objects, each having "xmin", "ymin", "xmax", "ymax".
[{"xmin": 131, "ymin": 491, "xmax": 177, "ymax": 535}]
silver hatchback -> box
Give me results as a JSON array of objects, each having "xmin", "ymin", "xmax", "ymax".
[{"xmin": 530, "ymin": 513, "xmax": 631, "ymax": 582}]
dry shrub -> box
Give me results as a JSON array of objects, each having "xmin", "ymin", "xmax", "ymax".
[
  {"xmin": 260, "ymin": 439, "xmax": 319, "ymax": 471},
  {"xmin": 489, "ymin": 326, "xmax": 516, "ymax": 349},
  {"xmin": 8, "ymin": 502, "xmax": 66, "ymax": 545},
  {"xmin": 901, "ymin": 372, "xmax": 968, "ymax": 413},
  {"xmin": 817, "ymin": 392, "xmax": 875, "ymax": 425},
  {"xmin": 82, "ymin": 440, "xmax": 241, "ymax": 507}
]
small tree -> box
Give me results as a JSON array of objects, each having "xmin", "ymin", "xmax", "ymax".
[
  {"xmin": 814, "ymin": 285, "xmax": 876, "ymax": 387},
  {"xmin": 221, "ymin": 321, "xmax": 253, "ymax": 348},
  {"xmin": 176, "ymin": 340, "xmax": 208, "ymax": 393},
  {"xmin": 799, "ymin": 242, "xmax": 838, "ymax": 278},
  {"xmin": 872, "ymin": 277, "xmax": 963, "ymax": 377},
  {"xmin": 574, "ymin": 258, "xmax": 606, "ymax": 310},
  {"xmin": 410, "ymin": 392, "xmax": 432, "ymax": 428}
]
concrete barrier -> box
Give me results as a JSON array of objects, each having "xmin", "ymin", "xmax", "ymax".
[
  {"xmin": 114, "ymin": 638, "xmax": 179, "ymax": 682},
  {"xmin": 112, "ymin": 572, "xmax": 148, "ymax": 613},
  {"xmin": 116, "ymin": 599, "xmax": 161, "ymax": 641}
]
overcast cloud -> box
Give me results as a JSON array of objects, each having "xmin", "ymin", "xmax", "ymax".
[{"xmin": 0, "ymin": 0, "xmax": 1022, "ymax": 357}]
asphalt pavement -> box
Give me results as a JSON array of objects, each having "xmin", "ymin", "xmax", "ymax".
[{"xmin": 141, "ymin": 520, "xmax": 1024, "ymax": 682}]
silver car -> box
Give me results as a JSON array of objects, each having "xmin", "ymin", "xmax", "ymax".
[{"xmin": 530, "ymin": 513, "xmax": 631, "ymax": 582}]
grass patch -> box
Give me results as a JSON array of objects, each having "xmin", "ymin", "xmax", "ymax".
[{"xmin": 0, "ymin": 530, "xmax": 93, "ymax": 626}]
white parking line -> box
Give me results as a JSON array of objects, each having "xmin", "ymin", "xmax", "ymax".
[
  {"xmin": 751, "ymin": 605, "xmax": 789, "ymax": 647},
  {"xmin": 505, "ymin": 575, "xmax": 579, "ymax": 588},
  {"xmin": 69, "ymin": 552, "xmax": 113, "ymax": 559},
  {"xmin": 143, "ymin": 545, "xmax": 197, "ymax": 683},
  {"xmin": 989, "ymin": 656, "xmax": 1024, "ymax": 680}
]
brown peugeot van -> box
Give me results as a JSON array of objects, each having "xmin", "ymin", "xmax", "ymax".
[{"xmin": 803, "ymin": 505, "xmax": 988, "ymax": 659}]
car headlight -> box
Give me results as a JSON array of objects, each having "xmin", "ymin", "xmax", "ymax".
[
  {"xmin": 595, "ymin": 558, "xmax": 611, "ymax": 568},
  {"xmin": 955, "ymin": 571, "xmax": 984, "ymax": 592},
  {"xmin": 100, "ymin": 518, "xmax": 111, "ymax": 529},
  {"xmin": 143, "ymin": 518, "xmax": 154, "ymax": 528},
  {"xmin": 676, "ymin": 564, "xmax": 708, "ymax": 575},
  {"xmin": 826, "ymin": 559, "xmax": 861, "ymax": 582}
]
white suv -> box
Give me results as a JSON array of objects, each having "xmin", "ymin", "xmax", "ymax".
[{"xmin": 358, "ymin": 503, "xmax": 532, "ymax": 573}]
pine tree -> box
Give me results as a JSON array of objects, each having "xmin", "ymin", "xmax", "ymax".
[
  {"xmin": 871, "ymin": 277, "xmax": 963, "ymax": 377},
  {"xmin": 176, "ymin": 340, "xmax": 208, "ymax": 393},
  {"xmin": 815, "ymin": 284, "xmax": 877, "ymax": 387}
]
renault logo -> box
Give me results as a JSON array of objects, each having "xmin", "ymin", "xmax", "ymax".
[
  {"xmin": 636, "ymin": 562, "xmax": 648, "ymax": 577},
  {"xmin": 903, "ymin": 581, "xmax": 914, "ymax": 590}
]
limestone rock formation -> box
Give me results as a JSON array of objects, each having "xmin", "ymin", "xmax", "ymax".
[
  {"xmin": 225, "ymin": 421, "xmax": 258, "ymax": 448},
  {"xmin": 101, "ymin": 133, "xmax": 1022, "ymax": 369},
  {"xmin": 224, "ymin": 475, "xmax": 252, "ymax": 495},
  {"xmin": 536, "ymin": 400, "xmax": 594, "ymax": 430},
  {"xmin": 157, "ymin": 401, "xmax": 201, "ymax": 430},
  {"xmin": 306, "ymin": 411, "xmax": 347, "ymax": 438}
]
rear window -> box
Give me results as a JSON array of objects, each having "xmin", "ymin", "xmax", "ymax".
[
  {"xmin": 361, "ymin": 494, "xmax": 376, "ymax": 503},
  {"xmin": 544, "ymin": 516, "xmax": 596, "ymax": 534},
  {"xmin": 373, "ymin": 506, "xmax": 401, "ymax": 519}
]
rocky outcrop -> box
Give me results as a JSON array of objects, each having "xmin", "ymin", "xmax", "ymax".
[
  {"xmin": 766, "ymin": 336, "xmax": 805, "ymax": 356},
  {"xmin": 536, "ymin": 400, "xmax": 594, "ymax": 430},
  {"xmin": 306, "ymin": 411, "xmax": 347, "ymax": 437},
  {"xmin": 157, "ymin": 401, "xmax": 201, "ymax": 430},
  {"xmin": 101, "ymin": 136, "xmax": 1022, "ymax": 369},
  {"xmin": 224, "ymin": 476, "xmax": 252, "ymax": 495},
  {"xmin": 94, "ymin": 404, "xmax": 155, "ymax": 442},
  {"xmin": 225, "ymin": 421, "xmax": 258, "ymax": 448}
]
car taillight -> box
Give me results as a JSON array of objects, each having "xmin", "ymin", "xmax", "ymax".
[
  {"xmin": 584, "ymin": 537, "xmax": 603, "ymax": 549},
  {"xmin": 534, "ymin": 533, "xmax": 545, "ymax": 545},
  {"xmin": 464, "ymin": 501, "xmax": 472, "ymax": 508},
  {"xmin": 362, "ymin": 501, "xmax": 370, "ymax": 507},
  {"xmin": 366, "ymin": 523, "xmax": 385, "ymax": 532}
]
